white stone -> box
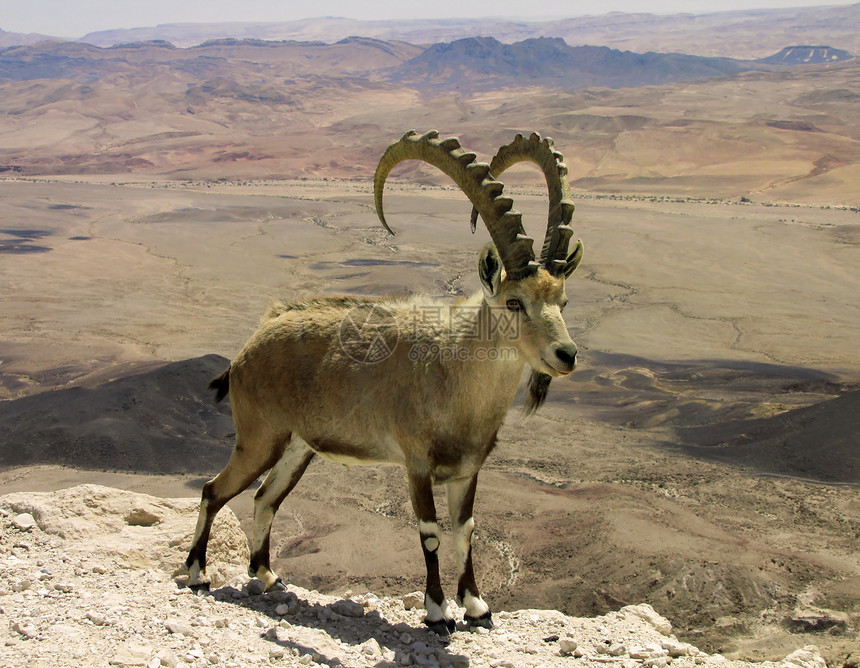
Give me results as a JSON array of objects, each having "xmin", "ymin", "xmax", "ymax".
[
  {"xmin": 559, "ymin": 638, "xmax": 578, "ymax": 655},
  {"xmin": 11, "ymin": 579, "xmax": 31, "ymax": 592},
  {"xmin": 630, "ymin": 643, "xmax": 669, "ymax": 659},
  {"xmin": 781, "ymin": 646, "xmax": 828, "ymax": 668},
  {"xmin": 156, "ymin": 649, "xmax": 181, "ymax": 668},
  {"xmin": 109, "ymin": 643, "xmax": 154, "ymax": 667},
  {"xmin": 361, "ymin": 638, "xmax": 383, "ymax": 657},
  {"xmin": 621, "ymin": 604, "xmax": 673, "ymax": 635},
  {"xmin": 86, "ymin": 611, "xmax": 107, "ymax": 625},
  {"xmin": 645, "ymin": 658, "xmax": 671, "ymax": 668},
  {"xmin": 402, "ymin": 591, "xmax": 424, "ymax": 610},
  {"xmin": 12, "ymin": 513, "xmax": 37, "ymax": 531},
  {"xmin": 608, "ymin": 643, "xmax": 628, "ymax": 656},
  {"xmin": 165, "ymin": 619, "xmax": 195, "ymax": 637},
  {"xmin": 661, "ymin": 639, "xmax": 692, "ymax": 657},
  {"xmin": 12, "ymin": 621, "xmax": 38, "ymax": 639}
]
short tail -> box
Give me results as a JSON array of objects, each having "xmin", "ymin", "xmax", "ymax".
[{"xmin": 209, "ymin": 368, "xmax": 230, "ymax": 403}]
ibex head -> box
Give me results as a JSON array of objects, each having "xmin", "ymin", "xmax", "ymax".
[{"xmin": 374, "ymin": 130, "xmax": 584, "ymax": 399}]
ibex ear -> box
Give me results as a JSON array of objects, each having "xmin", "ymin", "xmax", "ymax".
[
  {"xmin": 564, "ymin": 239, "xmax": 584, "ymax": 278},
  {"xmin": 478, "ymin": 243, "xmax": 503, "ymax": 298}
]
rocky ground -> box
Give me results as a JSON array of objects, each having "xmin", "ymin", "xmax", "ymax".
[{"xmin": 0, "ymin": 485, "xmax": 850, "ymax": 668}]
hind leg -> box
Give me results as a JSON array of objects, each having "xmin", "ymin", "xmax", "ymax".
[
  {"xmin": 248, "ymin": 436, "xmax": 315, "ymax": 591},
  {"xmin": 447, "ymin": 474, "xmax": 492, "ymax": 629},
  {"xmin": 185, "ymin": 431, "xmax": 288, "ymax": 589}
]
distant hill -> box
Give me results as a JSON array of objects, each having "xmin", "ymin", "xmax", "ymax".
[
  {"xmin": 389, "ymin": 36, "xmax": 754, "ymax": 91},
  {"xmin": 0, "ymin": 36, "xmax": 773, "ymax": 90},
  {"xmin": 0, "ymin": 355, "xmax": 233, "ymax": 473},
  {"xmin": 0, "ymin": 27, "xmax": 58, "ymax": 48},
  {"xmin": 0, "ymin": 37, "xmax": 423, "ymax": 83},
  {"xmin": 677, "ymin": 390, "xmax": 860, "ymax": 484},
  {"xmin": 71, "ymin": 4, "xmax": 860, "ymax": 58},
  {"xmin": 760, "ymin": 45, "xmax": 854, "ymax": 65}
]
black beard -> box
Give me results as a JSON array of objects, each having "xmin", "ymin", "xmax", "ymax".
[{"xmin": 524, "ymin": 370, "xmax": 552, "ymax": 415}]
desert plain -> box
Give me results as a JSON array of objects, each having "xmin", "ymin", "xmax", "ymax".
[{"xmin": 0, "ymin": 10, "xmax": 859, "ymax": 666}]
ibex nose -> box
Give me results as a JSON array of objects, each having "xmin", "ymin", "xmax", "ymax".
[{"xmin": 555, "ymin": 345, "xmax": 578, "ymax": 370}]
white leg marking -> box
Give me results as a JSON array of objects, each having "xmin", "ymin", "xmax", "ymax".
[
  {"xmin": 424, "ymin": 594, "xmax": 452, "ymax": 623},
  {"xmin": 419, "ymin": 520, "xmax": 440, "ymax": 535},
  {"xmin": 419, "ymin": 520, "xmax": 441, "ymax": 553},
  {"xmin": 463, "ymin": 590, "xmax": 490, "ymax": 618},
  {"xmin": 250, "ymin": 439, "xmax": 309, "ymax": 557},
  {"xmin": 187, "ymin": 562, "xmax": 203, "ymax": 586},
  {"xmin": 452, "ymin": 516, "xmax": 475, "ymax": 575},
  {"xmin": 190, "ymin": 498, "xmax": 210, "ymax": 546},
  {"xmin": 186, "ymin": 497, "xmax": 210, "ymax": 585}
]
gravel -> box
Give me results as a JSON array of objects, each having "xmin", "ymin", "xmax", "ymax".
[{"xmin": 0, "ymin": 485, "xmax": 831, "ymax": 668}]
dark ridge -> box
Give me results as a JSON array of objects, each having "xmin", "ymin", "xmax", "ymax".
[
  {"xmin": 675, "ymin": 389, "xmax": 860, "ymax": 485},
  {"xmin": 195, "ymin": 38, "xmax": 326, "ymax": 48},
  {"xmin": 0, "ymin": 354, "xmax": 234, "ymax": 474},
  {"xmin": 765, "ymin": 120, "xmax": 820, "ymax": 132},
  {"xmin": 389, "ymin": 36, "xmax": 754, "ymax": 91},
  {"xmin": 758, "ymin": 45, "xmax": 854, "ymax": 65},
  {"xmin": 0, "ymin": 240, "xmax": 52, "ymax": 254},
  {"xmin": 108, "ymin": 40, "xmax": 177, "ymax": 50},
  {"xmin": 0, "ymin": 229, "xmax": 50, "ymax": 238}
]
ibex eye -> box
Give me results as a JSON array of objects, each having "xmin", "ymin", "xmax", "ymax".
[{"xmin": 506, "ymin": 299, "xmax": 522, "ymax": 312}]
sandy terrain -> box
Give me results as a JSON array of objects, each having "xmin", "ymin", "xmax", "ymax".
[
  {"xmin": 0, "ymin": 174, "xmax": 858, "ymax": 665},
  {"xmin": 0, "ymin": 44, "xmax": 857, "ymax": 207}
]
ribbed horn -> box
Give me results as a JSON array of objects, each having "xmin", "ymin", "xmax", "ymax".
[
  {"xmin": 470, "ymin": 132, "xmax": 575, "ymax": 277},
  {"xmin": 374, "ymin": 130, "xmax": 539, "ymax": 281}
]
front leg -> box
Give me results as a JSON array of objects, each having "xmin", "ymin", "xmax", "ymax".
[
  {"xmin": 408, "ymin": 469, "xmax": 455, "ymax": 635},
  {"xmin": 447, "ymin": 474, "xmax": 493, "ymax": 629}
]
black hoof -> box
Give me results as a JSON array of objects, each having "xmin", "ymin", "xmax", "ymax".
[
  {"xmin": 465, "ymin": 611, "xmax": 494, "ymax": 630},
  {"xmin": 426, "ymin": 617, "xmax": 456, "ymax": 636},
  {"xmin": 270, "ymin": 578, "xmax": 287, "ymax": 592},
  {"xmin": 188, "ymin": 581, "xmax": 211, "ymax": 593}
]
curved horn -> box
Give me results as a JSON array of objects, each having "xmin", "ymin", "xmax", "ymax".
[
  {"xmin": 375, "ymin": 129, "xmax": 539, "ymax": 281},
  {"xmin": 470, "ymin": 132, "xmax": 575, "ymax": 277}
]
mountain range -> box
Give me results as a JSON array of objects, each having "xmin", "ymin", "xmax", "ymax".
[
  {"xmin": 0, "ymin": 35, "xmax": 852, "ymax": 93},
  {"xmin": 0, "ymin": 7, "xmax": 857, "ymax": 198},
  {"xmin": 1, "ymin": 3, "xmax": 859, "ymax": 58}
]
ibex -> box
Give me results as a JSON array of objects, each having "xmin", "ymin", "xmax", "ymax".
[{"xmin": 184, "ymin": 130, "xmax": 584, "ymax": 635}]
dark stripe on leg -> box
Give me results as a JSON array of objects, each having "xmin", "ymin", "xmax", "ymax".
[{"xmin": 408, "ymin": 470, "xmax": 454, "ymax": 634}]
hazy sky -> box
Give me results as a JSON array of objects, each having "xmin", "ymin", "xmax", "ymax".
[{"xmin": 0, "ymin": 0, "xmax": 851, "ymax": 38}]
